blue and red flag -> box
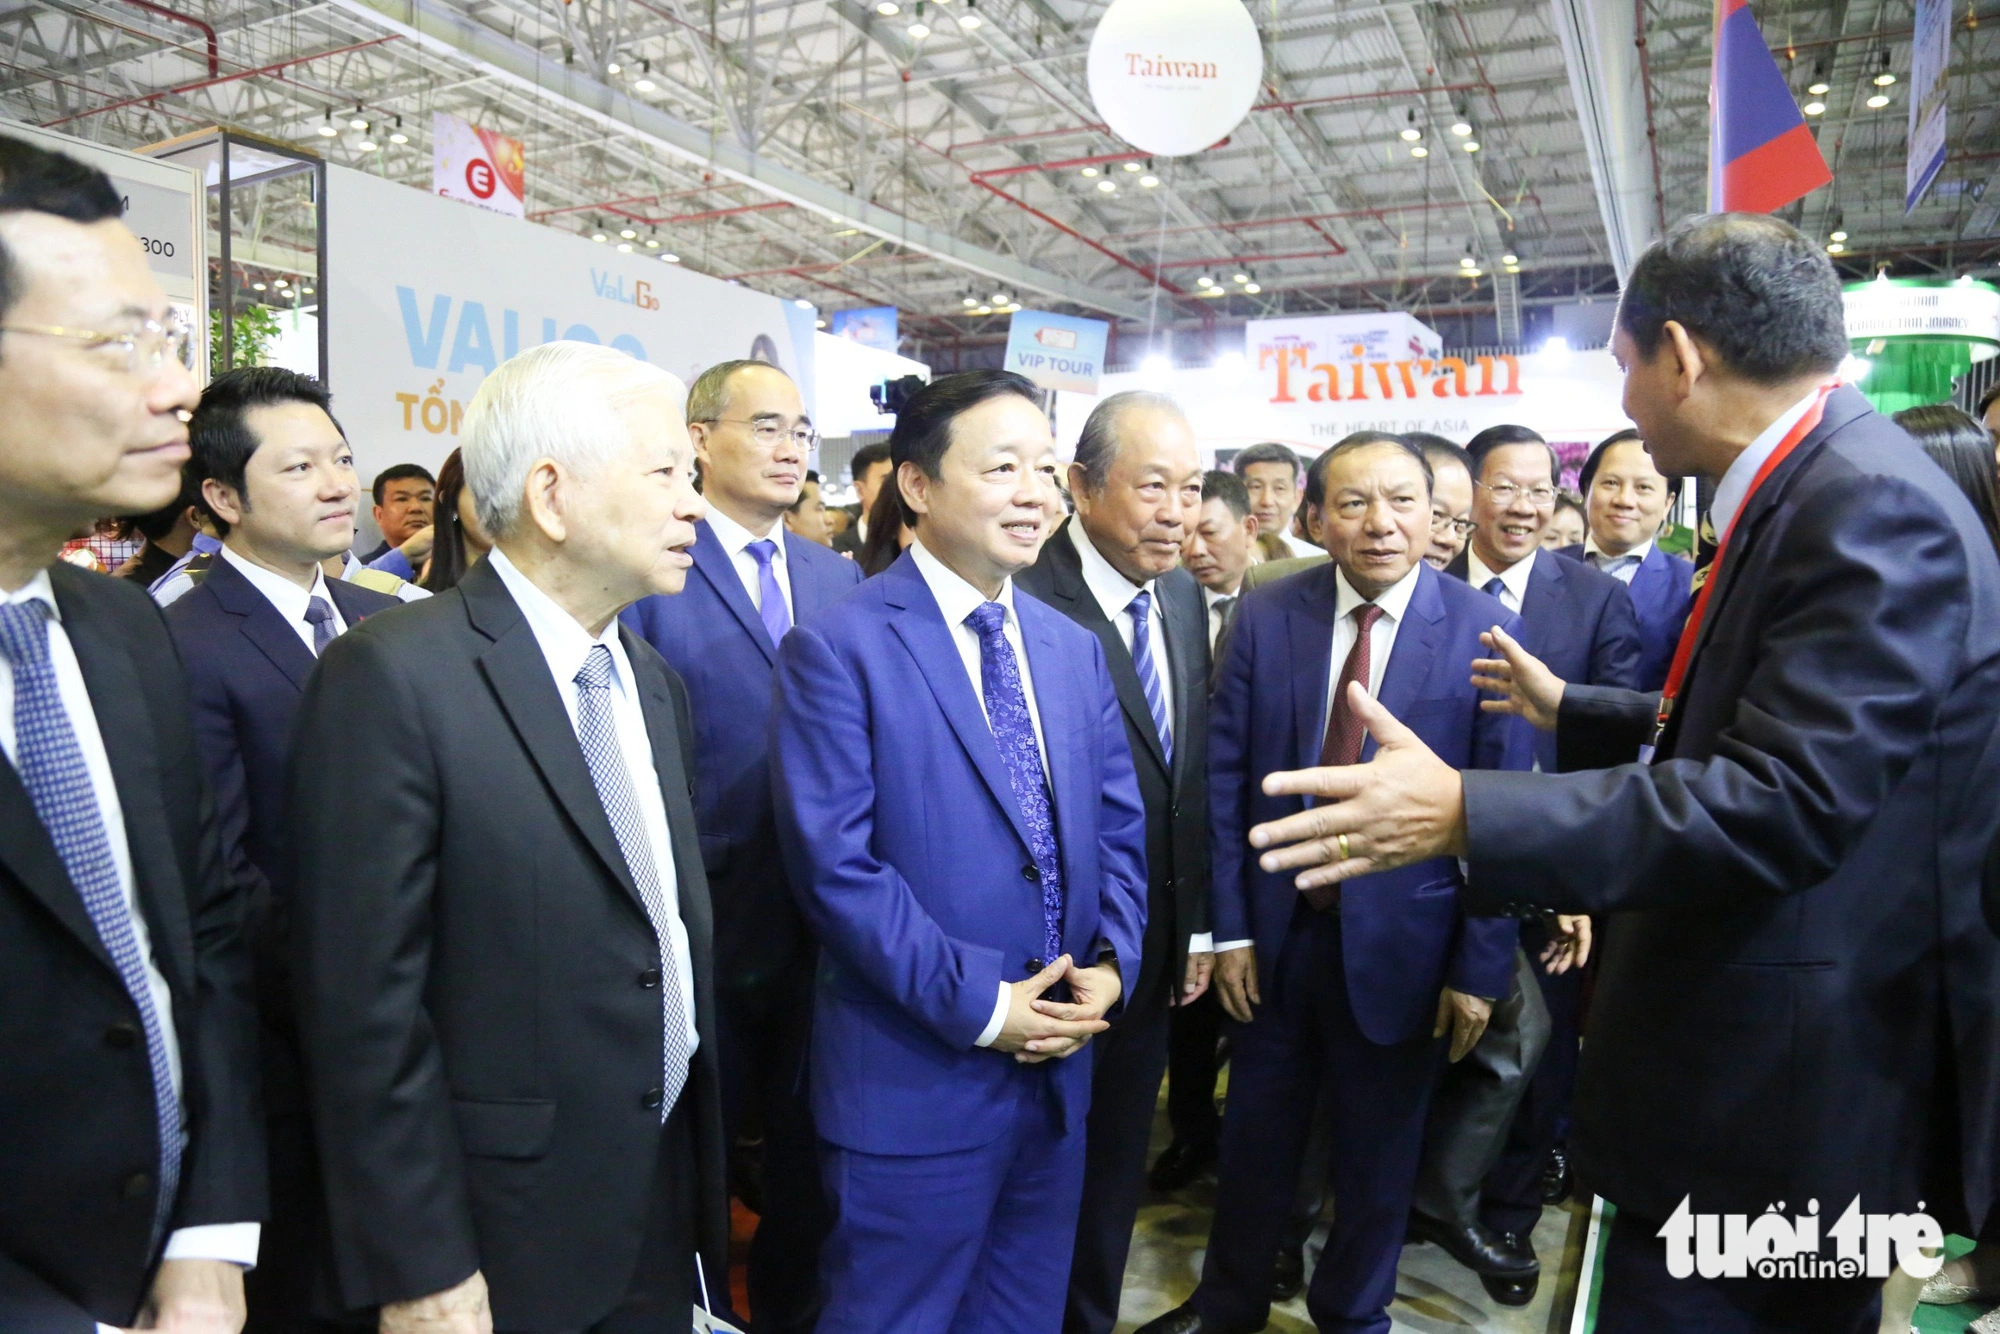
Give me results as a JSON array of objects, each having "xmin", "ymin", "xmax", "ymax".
[{"xmin": 1710, "ymin": 0, "xmax": 1832, "ymax": 212}]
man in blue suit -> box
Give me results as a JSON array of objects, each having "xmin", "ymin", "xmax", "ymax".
[
  {"xmin": 771, "ymin": 370, "xmax": 1148, "ymax": 1334},
  {"xmin": 1443, "ymin": 424, "xmax": 1643, "ymax": 1263},
  {"xmin": 620, "ymin": 358, "xmax": 859, "ymax": 1333},
  {"xmin": 1560, "ymin": 429, "xmax": 1694, "ymax": 692},
  {"xmin": 1139, "ymin": 434, "xmax": 1533, "ymax": 1334},
  {"xmin": 163, "ymin": 367, "xmax": 401, "ymax": 1332}
]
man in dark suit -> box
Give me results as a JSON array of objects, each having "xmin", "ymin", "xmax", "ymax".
[
  {"xmin": 164, "ymin": 367, "xmax": 401, "ymax": 1330},
  {"xmin": 1438, "ymin": 423, "xmax": 1643, "ymax": 1286},
  {"xmin": 1247, "ymin": 212, "xmax": 2000, "ymax": 1333},
  {"xmin": 0, "ymin": 134, "xmax": 263, "ymax": 1332},
  {"xmin": 289, "ymin": 342, "xmax": 729, "ymax": 1333},
  {"xmin": 771, "ymin": 370, "xmax": 1148, "ymax": 1334},
  {"xmin": 1139, "ymin": 434, "xmax": 1533, "ymax": 1334},
  {"xmin": 621, "ymin": 358, "xmax": 860, "ymax": 1333},
  {"xmin": 830, "ymin": 442, "xmax": 891, "ymax": 558},
  {"xmin": 1561, "ymin": 429, "xmax": 1695, "ymax": 691},
  {"xmin": 355, "ymin": 462, "xmax": 434, "ymax": 566},
  {"xmin": 1014, "ymin": 391, "xmax": 1211, "ymax": 1334}
]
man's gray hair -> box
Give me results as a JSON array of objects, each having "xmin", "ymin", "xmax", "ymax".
[
  {"xmin": 462, "ymin": 341, "xmax": 687, "ymax": 539},
  {"xmin": 1072, "ymin": 390, "xmax": 1187, "ymax": 493}
]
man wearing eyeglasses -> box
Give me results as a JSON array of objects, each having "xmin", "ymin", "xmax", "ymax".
[
  {"xmin": 0, "ymin": 137, "xmax": 262, "ymax": 1332},
  {"xmin": 1405, "ymin": 434, "xmax": 1475, "ymax": 571},
  {"xmin": 1432, "ymin": 423, "xmax": 1640, "ymax": 1297},
  {"xmin": 620, "ymin": 358, "xmax": 859, "ymax": 1334}
]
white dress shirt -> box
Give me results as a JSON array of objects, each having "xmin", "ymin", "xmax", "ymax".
[
  {"xmin": 705, "ymin": 505, "xmax": 796, "ymax": 624},
  {"xmin": 1068, "ymin": 521, "xmax": 1175, "ymax": 754},
  {"xmin": 219, "ymin": 545, "xmax": 345, "ymax": 651},
  {"xmin": 909, "ymin": 538, "xmax": 1054, "ymax": 1047},
  {"xmin": 1279, "ymin": 530, "xmax": 1320, "ymax": 559},
  {"xmin": 1709, "ymin": 386, "xmax": 1825, "ymax": 536},
  {"xmin": 1581, "ymin": 535, "xmax": 1654, "ymax": 584},
  {"xmin": 1203, "ymin": 585, "xmax": 1240, "ymax": 654},
  {"xmin": 1465, "ymin": 545, "xmax": 1540, "ymax": 613},
  {"xmin": 1213, "ymin": 562, "xmax": 1421, "ymax": 955},
  {"xmin": 0, "ymin": 575, "xmax": 262, "ymax": 1296},
  {"xmin": 486, "ymin": 549, "xmax": 699, "ymax": 1054}
]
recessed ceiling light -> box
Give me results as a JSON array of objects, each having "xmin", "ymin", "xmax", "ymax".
[
  {"xmin": 1411, "ymin": 145, "xmax": 1429, "ymax": 158},
  {"xmin": 634, "ymin": 78, "xmax": 656, "ymax": 93},
  {"xmin": 907, "ymin": 20, "xmax": 930, "ymax": 37},
  {"xmin": 1866, "ymin": 93, "xmax": 1889, "ymax": 108},
  {"xmin": 1808, "ymin": 81, "xmax": 1830, "ymax": 95},
  {"xmin": 1831, "ymin": 229, "xmax": 1848, "ymax": 241},
  {"xmin": 1140, "ymin": 174, "xmax": 1160, "ymax": 188},
  {"xmin": 1804, "ymin": 101, "xmax": 1826, "ymax": 116},
  {"xmin": 1081, "ymin": 166, "xmax": 1100, "ymax": 178},
  {"xmin": 1242, "ymin": 282, "xmax": 1262, "ymax": 294},
  {"xmin": 1874, "ymin": 71, "xmax": 1896, "ymax": 87},
  {"xmin": 876, "ymin": 1, "xmax": 898, "ymax": 12},
  {"xmin": 1400, "ymin": 127, "xmax": 1422, "ymax": 142},
  {"xmin": 1463, "ymin": 140, "xmax": 1480, "ymax": 152},
  {"xmin": 1097, "ymin": 179, "xmax": 1117, "ymax": 193},
  {"xmin": 1451, "ymin": 121, "xmax": 1472, "ymax": 136},
  {"xmin": 388, "ymin": 131, "xmax": 409, "ymax": 144}
]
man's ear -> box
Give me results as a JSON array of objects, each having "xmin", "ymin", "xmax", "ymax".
[
  {"xmin": 520, "ymin": 457, "xmax": 569, "ymax": 543},
  {"xmin": 895, "ymin": 459, "xmax": 929, "ymax": 519},
  {"xmin": 1662, "ymin": 320, "xmax": 1707, "ymax": 402},
  {"xmin": 201, "ymin": 477, "xmax": 244, "ymax": 529}
]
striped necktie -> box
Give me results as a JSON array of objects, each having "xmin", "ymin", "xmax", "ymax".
[{"xmin": 1127, "ymin": 588, "xmax": 1173, "ymax": 767}]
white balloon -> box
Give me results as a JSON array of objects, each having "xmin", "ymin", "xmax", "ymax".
[{"xmin": 1087, "ymin": 0, "xmax": 1264, "ymax": 158}]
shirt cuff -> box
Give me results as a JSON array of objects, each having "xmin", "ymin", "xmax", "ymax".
[
  {"xmin": 1187, "ymin": 932, "xmax": 1214, "ymax": 953},
  {"xmin": 1213, "ymin": 939, "xmax": 1253, "ymax": 953},
  {"xmin": 161, "ymin": 1222, "xmax": 261, "ymax": 1268},
  {"xmin": 973, "ymin": 981, "xmax": 1010, "ymax": 1048}
]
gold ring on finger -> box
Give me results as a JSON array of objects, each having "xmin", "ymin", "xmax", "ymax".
[{"xmin": 1337, "ymin": 832, "xmax": 1351, "ymax": 862}]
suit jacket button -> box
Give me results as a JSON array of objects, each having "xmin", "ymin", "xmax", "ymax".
[
  {"xmin": 122, "ymin": 1171, "xmax": 152, "ymax": 1199},
  {"xmin": 639, "ymin": 968, "xmax": 662, "ymax": 989},
  {"xmin": 104, "ymin": 1022, "xmax": 139, "ymax": 1050},
  {"xmin": 641, "ymin": 1088, "xmax": 664, "ymax": 1110},
  {"xmin": 1022, "ymin": 864, "xmax": 1041, "ymax": 883},
  {"xmin": 1026, "ymin": 958, "xmax": 1045, "ymax": 974}
]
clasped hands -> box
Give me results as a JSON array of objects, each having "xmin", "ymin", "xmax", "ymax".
[{"xmin": 990, "ymin": 954, "xmax": 1122, "ymax": 1064}]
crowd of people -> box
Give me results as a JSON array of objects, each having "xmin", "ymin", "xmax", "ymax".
[{"xmin": 5, "ymin": 133, "xmax": 2000, "ymax": 1334}]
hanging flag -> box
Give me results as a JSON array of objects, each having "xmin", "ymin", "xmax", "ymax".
[{"xmin": 1709, "ymin": 0, "xmax": 1832, "ymax": 212}]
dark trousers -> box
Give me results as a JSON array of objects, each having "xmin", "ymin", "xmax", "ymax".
[
  {"xmin": 244, "ymin": 1111, "xmax": 341, "ymax": 1333},
  {"xmin": 1063, "ymin": 969, "xmax": 1172, "ymax": 1334},
  {"xmin": 816, "ymin": 1074, "xmax": 1087, "ymax": 1334},
  {"xmin": 1483, "ymin": 922, "xmax": 1581, "ymax": 1236},
  {"xmin": 1414, "ymin": 949, "xmax": 1550, "ymax": 1230},
  {"xmin": 1599, "ymin": 1209, "xmax": 1881, "ymax": 1334},
  {"xmin": 1164, "ymin": 987, "xmax": 1223, "ymax": 1149},
  {"xmin": 1191, "ymin": 911, "xmax": 1442, "ymax": 1334},
  {"xmin": 717, "ymin": 972, "xmax": 825, "ymax": 1334}
]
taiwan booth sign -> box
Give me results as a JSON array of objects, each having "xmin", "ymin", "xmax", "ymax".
[{"xmin": 324, "ymin": 164, "xmax": 816, "ymax": 508}]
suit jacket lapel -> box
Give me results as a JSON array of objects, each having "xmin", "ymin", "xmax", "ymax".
[
  {"xmin": 1042, "ymin": 526, "xmax": 1168, "ymax": 777},
  {"xmin": 1286, "ymin": 566, "xmax": 1340, "ymax": 773},
  {"xmin": 206, "ymin": 555, "xmax": 317, "ymax": 691},
  {"xmin": 1369, "ymin": 567, "xmax": 1444, "ymax": 761},
  {"xmin": 1160, "ymin": 572, "xmax": 1206, "ymax": 787},
  {"xmin": 1520, "ymin": 550, "xmax": 1564, "ymax": 659},
  {"xmin": 691, "ymin": 521, "xmax": 775, "ymax": 666}
]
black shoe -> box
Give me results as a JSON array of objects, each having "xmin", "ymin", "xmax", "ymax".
[
  {"xmin": 1480, "ymin": 1269, "xmax": 1540, "ymax": 1307},
  {"xmin": 1132, "ymin": 1303, "xmax": 1249, "ymax": 1334},
  {"xmin": 1148, "ymin": 1137, "xmax": 1218, "ymax": 1192},
  {"xmin": 1540, "ymin": 1145, "xmax": 1573, "ymax": 1205},
  {"xmin": 1270, "ymin": 1243, "xmax": 1305, "ymax": 1303},
  {"xmin": 1406, "ymin": 1212, "xmax": 1539, "ymax": 1277}
]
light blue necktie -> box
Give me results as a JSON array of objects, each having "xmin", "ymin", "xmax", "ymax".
[
  {"xmin": 303, "ymin": 596, "xmax": 336, "ymax": 656},
  {"xmin": 966, "ymin": 602, "xmax": 1065, "ymax": 962},
  {"xmin": 1483, "ymin": 575, "xmax": 1508, "ymax": 601},
  {"xmin": 1127, "ymin": 589, "xmax": 1173, "ymax": 767},
  {"xmin": 0, "ymin": 600, "xmax": 182, "ymax": 1239},
  {"xmin": 572, "ymin": 645, "xmax": 692, "ymax": 1120},
  {"xmin": 745, "ymin": 540, "xmax": 792, "ymax": 648}
]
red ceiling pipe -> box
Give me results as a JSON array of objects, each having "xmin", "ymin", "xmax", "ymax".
[
  {"xmin": 40, "ymin": 34, "xmax": 397, "ymax": 128},
  {"xmin": 117, "ymin": 0, "xmax": 217, "ymax": 78},
  {"xmin": 969, "ymin": 178, "xmax": 1189, "ymax": 300},
  {"xmin": 531, "ymin": 187, "xmax": 716, "ymax": 221}
]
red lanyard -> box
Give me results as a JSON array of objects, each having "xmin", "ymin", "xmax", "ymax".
[{"xmin": 1654, "ymin": 384, "xmax": 1835, "ymax": 739}]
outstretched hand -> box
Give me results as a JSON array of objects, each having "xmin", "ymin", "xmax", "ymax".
[
  {"xmin": 1247, "ymin": 683, "xmax": 1468, "ymax": 891},
  {"xmin": 1470, "ymin": 625, "xmax": 1566, "ymax": 732}
]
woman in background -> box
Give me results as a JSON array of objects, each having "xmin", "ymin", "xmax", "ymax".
[
  {"xmin": 857, "ymin": 476, "xmax": 913, "ymax": 576},
  {"xmin": 418, "ymin": 447, "xmax": 492, "ymax": 592},
  {"xmin": 1895, "ymin": 404, "xmax": 2000, "ymax": 558}
]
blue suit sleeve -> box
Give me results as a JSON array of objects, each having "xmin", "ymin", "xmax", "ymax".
[
  {"xmin": 1588, "ymin": 578, "xmax": 1645, "ymax": 690},
  {"xmin": 769, "ymin": 624, "xmax": 1007, "ymax": 1050},
  {"xmin": 1089, "ymin": 643, "xmax": 1148, "ymax": 983},
  {"xmin": 366, "ymin": 547, "xmax": 415, "ymax": 581},
  {"xmin": 1447, "ymin": 609, "xmax": 1532, "ymax": 999},
  {"xmin": 1206, "ymin": 595, "xmax": 1257, "ymax": 945}
]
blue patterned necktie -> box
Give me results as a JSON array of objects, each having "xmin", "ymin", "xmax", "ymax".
[
  {"xmin": 1126, "ymin": 588, "xmax": 1172, "ymax": 767},
  {"xmin": 572, "ymin": 645, "xmax": 692, "ymax": 1120},
  {"xmin": 965, "ymin": 602, "xmax": 1064, "ymax": 962},
  {"xmin": 0, "ymin": 599, "xmax": 181, "ymax": 1238},
  {"xmin": 303, "ymin": 595, "xmax": 336, "ymax": 656},
  {"xmin": 1483, "ymin": 575, "xmax": 1508, "ymax": 602},
  {"xmin": 745, "ymin": 540, "xmax": 792, "ymax": 648}
]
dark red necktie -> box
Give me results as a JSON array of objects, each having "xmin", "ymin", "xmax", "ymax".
[{"xmin": 1304, "ymin": 603, "xmax": 1383, "ymax": 911}]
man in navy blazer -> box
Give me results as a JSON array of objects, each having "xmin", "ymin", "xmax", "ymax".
[
  {"xmin": 1560, "ymin": 429, "xmax": 1694, "ymax": 691},
  {"xmin": 1139, "ymin": 435, "xmax": 1532, "ymax": 1334},
  {"xmin": 771, "ymin": 371, "xmax": 1147, "ymax": 1334},
  {"xmin": 163, "ymin": 367, "xmax": 401, "ymax": 1331},
  {"xmin": 620, "ymin": 358, "xmax": 859, "ymax": 1333}
]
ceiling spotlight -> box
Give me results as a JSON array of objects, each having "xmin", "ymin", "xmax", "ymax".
[
  {"xmin": 795, "ymin": 298, "xmax": 814, "ymax": 309},
  {"xmin": 1140, "ymin": 174, "xmax": 1160, "ymax": 188},
  {"xmin": 634, "ymin": 77, "xmax": 656, "ymax": 92},
  {"xmin": 302, "ymin": 286, "xmax": 314, "ymax": 295},
  {"xmin": 1123, "ymin": 161, "xmax": 1143, "ymax": 172},
  {"xmin": 1411, "ymin": 145, "xmax": 1429, "ymax": 158},
  {"xmin": 1081, "ymin": 166, "xmax": 1100, "ymax": 178},
  {"xmin": 251, "ymin": 282, "xmax": 267, "ymax": 292},
  {"xmin": 992, "ymin": 292, "xmax": 1009, "ymax": 304},
  {"xmin": 389, "ymin": 130, "xmax": 409, "ymax": 144},
  {"xmin": 661, "ymin": 252, "xmax": 681, "ymax": 263},
  {"xmin": 1400, "ymin": 127, "xmax": 1423, "ymax": 142},
  {"xmin": 908, "ymin": 20, "xmax": 930, "ymax": 37},
  {"xmin": 958, "ymin": 9, "xmax": 980, "ymax": 28},
  {"xmin": 973, "ymin": 304, "xmax": 993, "ymax": 315},
  {"xmin": 1466, "ymin": 268, "xmax": 1483, "ymax": 278},
  {"xmin": 1233, "ymin": 271, "xmax": 1250, "ymax": 284},
  {"xmin": 1808, "ymin": 81, "xmax": 1830, "ymax": 95},
  {"xmin": 620, "ymin": 228, "xmax": 637, "ymax": 239},
  {"xmin": 616, "ymin": 243, "xmax": 633, "ymax": 253},
  {"xmin": 645, "ymin": 238, "xmax": 660, "ymax": 249},
  {"xmin": 274, "ymin": 278, "xmax": 289, "ymax": 288},
  {"xmin": 1451, "ymin": 120, "xmax": 1472, "ymax": 136},
  {"xmin": 1196, "ymin": 274, "xmax": 1216, "ymax": 286},
  {"xmin": 876, "ymin": 1, "xmax": 899, "ymax": 12},
  {"xmin": 1097, "ymin": 179, "xmax": 1117, "ymax": 193},
  {"xmin": 1242, "ymin": 282, "xmax": 1262, "ymax": 294},
  {"xmin": 962, "ymin": 295, "xmax": 978, "ymax": 307},
  {"xmin": 1830, "ymin": 229, "xmax": 1848, "ymax": 241},
  {"xmin": 816, "ymin": 319, "xmax": 828, "ymax": 329},
  {"xmin": 350, "ymin": 117, "xmax": 368, "ymax": 131},
  {"xmin": 1804, "ymin": 101, "xmax": 1826, "ymax": 116},
  {"xmin": 1874, "ymin": 72, "xmax": 1896, "ymax": 87},
  {"xmin": 1462, "ymin": 139, "xmax": 1480, "ymax": 152},
  {"xmin": 1460, "ymin": 255, "xmax": 1477, "ymax": 269},
  {"xmin": 1197, "ymin": 286, "xmax": 1224, "ymax": 298},
  {"xmin": 1502, "ymin": 252, "xmax": 1518, "ymax": 264},
  {"xmin": 1827, "ymin": 241, "xmax": 1846, "ymax": 254},
  {"xmin": 317, "ymin": 117, "xmax": 339, "ymax": 138},
  {"xmin": 1504, "ymin": 264, "xmax": 1521, "ymax": 274},
  {"xmin": 357, "ymin": 139, "xmax": 378, "ymax": 152},
  {"xmin": 592, "ymin": 232, "xmax": 608, "ymax": 243},
  {"xmin": 606, "ymin": 62, "xmax": 621, "ymax": 75},
  {"xmin": 1866, "ymin": 93, "xmax": 1889, "ymax": 108}
]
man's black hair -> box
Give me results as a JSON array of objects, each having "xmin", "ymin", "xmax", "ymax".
[
  {"xmin": 0, "ymin": 135, "xmax": 125, "ymax": 328},
  {"xmin": 1201, "ymin": 468, "xmax": 1250, "ymax": 521},
  {"xmin": 1616, "ymin": 212, "xmax": 1848, "ymax": 385},
  {"xmin": 1575, "ymin": 427, "xmax": 1683, "ymax": 497},
  {"xmin": 1465, "ymin": 424, "xmax": 1561, "ymax": 486},
  {"xmin": 788, "ymin": 468, "xmax": 821, "ymax": 514},
  {"xmin": 887, "ymin": 370, "xmax": 1041, "ymax": 525},
  {"xmin": 1231, "ymin": 441, "xmax": 1304, "ymax": 483},
  {"xmin": 127, "ymin": 462, "xmax": 204, "ymax": 543},
  {"xmin": 849, "ymin": 441, "xmax": 893, "ymax": 484},
  {"xmin": 1304, "ymin": 431, "xmax": 1430, "ymax": 511},
  {"xmin": 188, "ymin": 366, "xmax": 343, "ymax": 536},
  {"xmin": 371, "ymin": 462, "xmax": 436, "ymax": 506},
  {"xmin": 1977, "ymin": 381, "xmax": 2000, "ymax": 421},
  {"xmin": 1403, "ymin": 432, "xmax": 1472, "ymax": 478}
]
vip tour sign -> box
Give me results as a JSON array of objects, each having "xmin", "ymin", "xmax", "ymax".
[{"xmin": 1004, "ymin": 310, "xmax": 1111, "ymax": 395}]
